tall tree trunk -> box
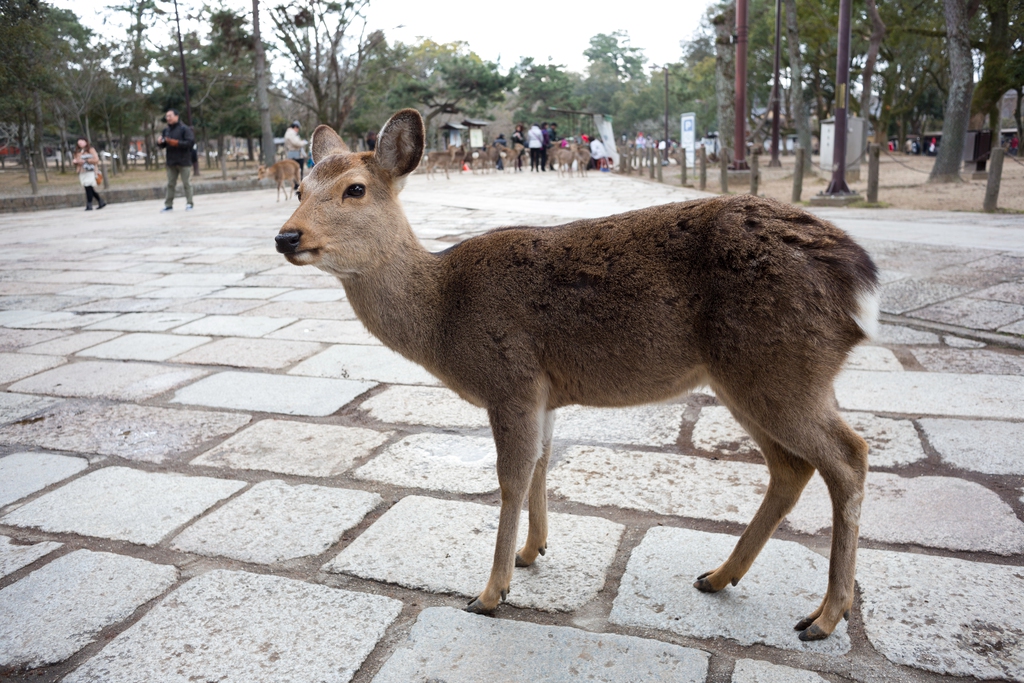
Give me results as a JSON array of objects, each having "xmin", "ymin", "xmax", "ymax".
[
  {"xmin": 218, "ymin": 136, "xmax": 227, "ymax": 180},
  {"xmin": 1016, "ymin": 86, "xmax": 1023, "ymax": 147},
  {"xmin": 253, "ymin": 0, "xmax": 276, "ymax": 167},
  {"xmin": 860, "ymin": 0, "xmax": 886, "ymax": 139},
  {"xmin": 33, "ymin": 93, "xmax": 49, "ymax": 183},
  {"xmin": 713, "ymin": 6, "xmax": 736, "ymax": 163},
  {"xmin": 929, "ymin": 0, "xmax": 975, "ymax": 183},
  {"xmin": 784, "ymin": 0, "xmax": 812, "ymax": 172},
  {"xmin": 20, "ymin": 118, "xmax": 39, "ymax": 195}
]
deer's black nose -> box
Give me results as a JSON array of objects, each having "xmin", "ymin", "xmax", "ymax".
[{"xmin": 275, "ymin": 231, "xmax": 302, "ymax": 254}]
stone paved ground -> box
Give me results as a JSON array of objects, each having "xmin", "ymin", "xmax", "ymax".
[{"xmin": 0, "ymin": 171, "xmax": 1023, "ymax": 683}]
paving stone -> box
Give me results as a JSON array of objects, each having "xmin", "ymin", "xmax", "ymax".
[
  {"xmin": 9, "ymin": 360, "xmax": 207, "ymax": 401},
  {"xmin": 0, "ymin": 328, "xmax": 67, "ymax": 351},
  {"xmin": 731, "ymin": 659, "xmax": 829, "ymax": 683},
  {"xmin": 836, "ymin": 369, "xmax": 1024, "ymax": 419},
  {"xmin": 267, "ymin": 318, "xmax": 381, "ymax": 344},
  {"xmin": 172, "ymin": 371, "xmax": 375, "ymax": 416},
  {"xmin": 874, "ymin": 324, "xmax": 940, "ymax": 345},
  {"xmin": 879, "ymin": 279, "xmax": 972, "ymax": 314},
  {"xmin": 787, "ymin": 472, "xmax": 1024, "ymax": 554},
  {"xmin": 354, "ymin": 433, "xmax": 499, "ymax": 493},
  {"xmin": 0, "ymin": 451, "xmax": 89, "ymax": 508},
  {"xmin": 244, "ymin": 300, "xmax": 359, "ymax": 320},
  {"xmin": 137, "ymin": 285, "xmax": 227, "ymax": 299},
  {"xmin": 192, "ymin": 419, "xmax": 391, "ymax": 476},
  {"xmin": 944, "ymin": 335, "xmax": 986, "ymax": 348},
  {"xmin": 0, "ymin": 550, "xmax": 178, "ymax": 670},
  {"xmin": 273, "ymin": 288, "xmax": 346, "ymax": 302},
  {"xmin": 290, "ymin": 344, "xmax": 441, "ymax": 386},
  {"xmin": 83, "ymin": 311, "xmax": 204, "ymax": 332},
  {"xmin": 207, "ymin": 286, "xmax": 292, "ymax": 299},
  {"xmin": 0, "ymin": 401, "xmax": 250, "ymax": 463},
  {"xmin": 165, "ymin": 297, "xmax": 266, "ymax": 315},
  {"xmin": 171, "ymin": 336, "xmax": 322, "ymax": 369},
  {"xmin": 0, "ymin": 352, "xmax": 65, "ymax": 384},
  {"xmin": 373, "ymin": 606, "xmax": 710, "ymax": 683},
  {"xmin": 919, "ymin": 418, "xmax": 1024, "ymax": 474},
  {"xmin": 0, "ymin": 535, "xmax": 62, "ymax": 579},
  {"xmin": 973, "ymin": 280, "xmax": 1024, "ymax": 305},
  {"xmin": 0, "ymin": 392, "xmax": 61, "ymax": 425},
  {"xmin": 549, "ymin": 445, "xmax": 767, "ymax": 523},
  {"xmin": 326, "ymin": 495, "xmax": 624, "ymax": 612},
  {"xmin": 68, "ymin": 297, "xmax": 177, "ymax": 313},
  {"xmin": 76, "ymin": 332, "xmax": 212, "ymax": 361},
  {"xmin": 0, "ymin": 309, "xmax": 52, "ymax": 327},
  {"xmin": 170, "ymin": 480, "xmax": 381, "ymax": 564},
  {"xmin": 65, "ymin": 569, "xmax": 402, "ymax": 683},
  {"xmin": 843, "ymin": 345, "xmax": 904, "ymax": 371},
  {"xmin": 7, "ymin": 311, "xmax": 120, "ymax": 329},
  {"xmin": 360, "ymin": 385, "xmax": 489, "ymax": 428},
  {"xmin": 609, "ymin": 526, "xmax": 851, "ymax": 655},
  {"xmin": 18, "ymin": 330, "xmax": 121, "ymax": 355},
  {"xmin": 141, "ymin": 273, "xmax": 245, "ymax": 287},
  {"xmin": 171, "ymin": 314, "xmax": 295, "ymax": 338},
  {"xmin": 912, "ymin": 348, "xmax": 1024, "ymax": 375},
  {"xmin": 1, "ymin": 467, "xmax": 245, "ymax": 545},
  {"xmin": 908, "ymin": 297, "xmax": 1024, "ymax": 330},
  {"xmin": 856, "ymin": 548, "xmax": 1024, "ymax": 681},
  {"xmin": 554, "ymin": 403, "xmax": 685, "ymax": 447},
  {"xmin": 692, "ymin": 406, "xmax": 758, "ymax": 454},
  {"xmin": 1000, "ymin": 318, "xmax": 1024, "ymax": 334}
]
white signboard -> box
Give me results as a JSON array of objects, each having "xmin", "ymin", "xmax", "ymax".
[
  {"xmin": 469, "ymin": 128, "xmax": 484, "ymax": 149},
  {"xmin": 680, "ymin": 112, "xmax": 696, "ymax": 168}
]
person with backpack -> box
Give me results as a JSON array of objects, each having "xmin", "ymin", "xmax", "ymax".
[{"xmin": 157, "ymin": 109, "xmax": 196, "ymax": 212}]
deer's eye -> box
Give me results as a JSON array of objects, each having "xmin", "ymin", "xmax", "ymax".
[
  {"xmin": 296, "ymin": 190, "xmax": 302, "ymax": 201},
  {"xmin": 344, "ymin": 184, "xmax": 365, "ymax": 198}
]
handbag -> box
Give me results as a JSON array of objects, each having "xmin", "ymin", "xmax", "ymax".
[{"xmin": 95, "ymin": 171, "xmax": 104, "ymax": 185}]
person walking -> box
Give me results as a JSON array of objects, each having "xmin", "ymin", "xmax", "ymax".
[
  {"xmin": 157, "ymin": 109, "xmax": 195, "ymax": 212},
  {"xmin": 285, "ymin": 121, "xmax": 308, "ymax": 184},
  {"xmin": 512, "ymin": 124, "xmax": 526, "ymax": 172},
  {"xmin": 540, "ymin": 122, "xmax": 550, "ymax": 172},
  {"xmin": 365, "ymin": 130, "xmax": 377, "ymax": 152},
  {"xmin": 527, "ymin": 123, "xmax": 543, "ymax": 172},
  {"xmin": 547, "ymin": 122, "xmax": 560, "ymax": 171},
  {"xmin": 72, "ymin": 138, "xmax": 105, "ymax": 211}
]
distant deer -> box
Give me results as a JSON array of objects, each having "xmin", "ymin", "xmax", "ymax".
[
  {"xmin": 275, "ymin": 109, "xmax": 879, "ymax": 642},
  {"xmin": 258, "ymin": 159, "xmax": 301, "ymax": 201},
  {"xmin": 575, "ymin": 145, "xmax": 592, "ymax": 176},
  {"xmin": 423, "ymin": 145, "xmax": 465, "ymax": 180},
  {"xmin": 549, "ymin": 144, "xmax": 577, "ymax": 177}
]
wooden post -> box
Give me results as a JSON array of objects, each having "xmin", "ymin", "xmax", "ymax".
[
  {"xmin": 719, "ymin": 150, "xmax": 729, "ymax": 193},
  {"xmin": 657, "ymin": 147, "xmax": 664, "ymax": 182},
  {"xmin": 867, "ymin": 143, "xmax": 880, "ymax": 203},
  {"xmin": 699, "ymin": 145, "xmax": 707, "ymax": 191},
  {"xmin": 649, "ymin": 147, "xmax": 656, "ymax": 179},
  {"xmin": 984, "ymin": 146, "xmax": 1004, "ymax": 213},
  {"xmin": 750, "ymin": 151, "xmax": 759, "ymax": 194},
  {"xmin": 792, "ymin": 147, "xmax": 804, "ymax": 202},
  {"xmin": 680, "ymin": 150, "xmax": 687, "ymax": 186}
]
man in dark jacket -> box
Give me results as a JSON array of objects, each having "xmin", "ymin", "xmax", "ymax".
[{"xmin": 157, "ymin": 109, "xmax": 196, "ymax": 212}]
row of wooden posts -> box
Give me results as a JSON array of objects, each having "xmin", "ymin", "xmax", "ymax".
[{"xmin": 619, "ymin": 142, "xmax": 1008, "ymax": 213}]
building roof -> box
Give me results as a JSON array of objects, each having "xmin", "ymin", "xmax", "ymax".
[
  {"xmin": 461, "ymin": 119, "xmax": 491, "ymax": 127},
  {"xmin": 440, "ymin": 122, "xmax": 467, "ymax": 130}
]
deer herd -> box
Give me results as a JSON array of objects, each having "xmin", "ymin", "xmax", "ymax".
[{"xmin": 422, "ymin": 141, "xmax": 594, "ymax": 179}]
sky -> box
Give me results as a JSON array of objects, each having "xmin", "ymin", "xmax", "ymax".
[{"xmin": 54, "ymin": 0, "xmax": 713, "ymax": 75}]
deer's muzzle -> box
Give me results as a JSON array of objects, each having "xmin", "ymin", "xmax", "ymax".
[{"xmin": 275, "ymin": 231, "xmax": 302, "ymax": 254}]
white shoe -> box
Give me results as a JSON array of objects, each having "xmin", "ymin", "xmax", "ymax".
[{"xmin": 186, "ymin": 204, "xmax": 194, "ymax": 211}]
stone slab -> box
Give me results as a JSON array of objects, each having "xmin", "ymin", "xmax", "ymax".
[
  {"xmin": 141, "ymin": 273, "xmax": 245, "ymax": 287},
  {"xmin": 171, "ymin": 314, "xmax": 295, "ymax": 338},
  {"xmin": 354, "ymin": 433, "xmax": 499, "ymax": 493},
  {"xmin": 554, "ymin": 404, "xmax": 685, "ymax": 447},
  {"xmin": 857, "ymin": 548, "xmax": 1024, "ymax": 680},
  {"xmin": 77, "ymin": 332, "xmax": 212, "ymax": 362},
  {"xmin": 9, "ymin": 360, "xmax": 207, "ymax": 402},
  {"xmin": 0, "ymin": 392, "xmax": 62, "ymax": 426},
  {"xmin": 192, "ymin": 419, "xmax": 390, "ymax": 477},
  {"xmin": 65, "ymin": 569, "xmax": 402, "ymax": 683},
  {"xmin": 0, "ymin": 550, "xmax": 178, "ymax": 669},
  {"xmin": 787, "ymin": 471, "xmax": 1024, "ymax": 554},
  {"xmin": 919, "ymin": 417, "xmax": 1024, "ymax": 475},
  {"xmin": 843, "ymin": 345, "xmax": 904, "ymax": 371},
  {"xmin": 166, "ymin": 298, "xmax": 265, "ymax": 315},
  {"xmin": 549, "ymin": 445, "xmax": 767, "ymax": 523},
  {"xmin": 82, "ymin": 311, "xmax": 204, "ymax": 332},
  {"xmin": 207, "ymin": 286, "xmax": 292, "ymax": 299},
  {"xmin": 911, "ymin": 348, "xmax": 1024, "ymax": 375},
  {"xmin": 692, "ymin": 406, "xmax": 759, "ymax": 454},
  {"xmin": 170, "ymin": 480, "xmax": 381, "ymax": 564},
  {"xmin": 373, "ymin": 606, "xmax": 710, "ymax": 683},
  {"xmin": 7, "ymin": 311, "xmax": 119, "ymax": 330},
  {"xmin": 1, "ymin": 467, "xmax": 245, "ymax": 546},
  {"xmin": 0, "ymin": 451, "xmax": 89, "ymax": 508},
  {"xmin": 172, "ymin": 371, "xmax": 376, "ymax": 417},
  {"xmin": 835, "ymin": 370, "xmax": 1024, "ymax": 419},
  {"xmin": 267, "ymin": 318, "xmax": 381, "ymax": 345},
  {"xmin": 170, "ymin": 336, "xmax": 323, "ymax": 369},
  {"xmin": 874, "ymin": 324, "xmax": 939, "ymax": 345},
  {"xmin": 0, "ymin": 401, "xmax": 250, "ymax": 463},
  {"xmin": 609, "ymin": 526, "xmax": 851, "ymax": 655},
  {"xmin": 326, "ymin": 495, "xmax": 624, "ymax": 612},
  {"xmin": 731, "ymin": 659, "xmax": 829, "ymax": 683},
  {"xmin": 289, "ymin": 344, "xmax": 441, "ymax": 385},
  {"xmin": 272, "ymin": 288, "xmax": 346, "ymax": 302},
  {"xmin": 0, "ymin": 328, "xmax": 68, "ymax": 351},
  {"xmin": 244, "ymin": 300, "xmax": 359, "ymax": 320},
  {"xmin": 944, "ymin": 335, "xmax": 987, "ymax": 348},
  {"xmin": 0, "ymin": 352, "xmax": 65, "ymax": 384},
  {"xmin": 360, "ymin": 385, "xmax": 489, "ymax": 428},
  {"xmin": 908, "ymin": 297, "xmax": 1024, "ymax": 330},
  {"xmin": 879, "ymin": 279, "xmax": 972, "ymax": 315},
  {"xmin": 0, "ymin": 535, "xmax": 62, "ymax": 579},
  {"xmin": 18, "ymin": 330, "xmax": 122, "ymax": 355}
]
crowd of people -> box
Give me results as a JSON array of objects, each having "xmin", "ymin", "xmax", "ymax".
[{"xmin": 490, "ymin": 122, "xmax": 613, "ymax": 173}]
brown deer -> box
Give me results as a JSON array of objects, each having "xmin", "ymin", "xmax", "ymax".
[
  {"xmin": 258, "ymin": 159, "xmax": 301, "ymax": 201},
  {"xmin": 549, "ymin": 144, "xmax": 577, "ymax": 177},
  {"xmin": 275, "ymin": 109, "xmax": 879, "ymax": 642},
  {"xmin": 575, "ymin": 145, "xmax": 592, "ymax": 176},
  {"xmin": 423, "ymin": 145, "xmax": 465, "ymax": 180}
]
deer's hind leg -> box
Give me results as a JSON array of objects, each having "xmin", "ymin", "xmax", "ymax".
[{"xmin": 515, "ymin": 408, "xmax": 555, "ymax": 568}]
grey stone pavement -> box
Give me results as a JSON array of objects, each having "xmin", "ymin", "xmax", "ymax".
[{"xmin": 0, "ymin": 171, "xmax": 1023, "ymax": 683}]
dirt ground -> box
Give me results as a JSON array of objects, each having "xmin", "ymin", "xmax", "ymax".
[{"xmin": 647, "ymin": 150, "xmax": 1024, "ymax": 213}]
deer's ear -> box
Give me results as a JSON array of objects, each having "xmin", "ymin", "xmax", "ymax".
[
  {"xmin": 375, "ymin": 109, "xmax": 425, "ymax": 177},
  {"xmin": 311, "ymin": 125, "xmax": 349, "ymax": 164}
]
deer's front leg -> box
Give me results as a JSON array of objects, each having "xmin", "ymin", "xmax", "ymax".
[{"xmin": 466, "ymin": 400, "xmax": 544, "ymax": 614}]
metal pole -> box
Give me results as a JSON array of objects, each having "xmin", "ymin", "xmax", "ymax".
[
  {"xmin": 173, "ymin": 0, "xmax": 199, "ymax": 175},
  {"xmin": 664, "ymin": 66, "xmax": 670, "ymax": 163},
  {"xmin": 733, "ymin": 0, "xmax": 749, "ymax": 170},
  {"xmin": 769, "ymin": 0, "xmax": 782, "ymax": 167},
  {"xmin": 825, "ymin": 0, "xmax": 854, "ymax": 195}
]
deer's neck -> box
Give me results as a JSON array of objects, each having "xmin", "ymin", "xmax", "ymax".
[{"xmin": 340, "ymin": 231, "xmax": 441, "ymax": 366}]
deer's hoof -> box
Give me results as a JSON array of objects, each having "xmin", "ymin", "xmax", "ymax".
[
  {"xmin": 538, "ymin": 546, "xmax": 546, "ymax": 556},
  {"xmin": 515, "ymin": 553, "xmax": 530, "ymax": 567},
  {"xmin": 794, "ymin": 616, "xmax": 815, "ymax": 631},
  {"xmin": 798, "ymin": 623, "xmax": 831, "ymax": 641},
  {"xmin": 465, "ymin": 597, "xmax": 497, "ymax": 615},
  {"xmin": 693, "ymin": 576, "xmax": 719, "ymax": 593}
]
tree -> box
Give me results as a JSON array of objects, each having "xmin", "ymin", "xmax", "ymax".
[
  {"xmin": 583, "ymin": 32, "xmax": 648, "ymax": 82},
  {"xmin": 785, "ymin": 0, "xmax": 813, "ymax": 170},
  {"xmin": 713, "ymin": 6, "xmax": 736, "ymax": 160},
  {"xmin": 513, "ymin": 57, "xmax": 579, "ymax": 124},
  {"xmin": 929, "ymin": 0, "xmax": 976, "ymax": 182}
]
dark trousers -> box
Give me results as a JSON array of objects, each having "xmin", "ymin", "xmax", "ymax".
[
  {"xmin": 529, "ymin": 148, "xmax": 541, "ymax": 171},
  {"xmin": 85, "ymin": 186, "xmax": 102, "ymax": 206},
  {"xmin": 540, "ymin": 147, "xmax": 548, "ymax": 171}
]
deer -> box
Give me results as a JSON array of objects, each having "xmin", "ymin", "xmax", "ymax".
[
  {"xmin": 274, "ymin": 109, "xmax": 879, "ymax": 643},
  {"xmin": 575, "ymin": 145, "xmax": 592, "ymax": 176},
  {"xmin": 423, "ymin": 145, "xmax": 465, "ymax": 180},
  {"xmin": 257, "ymin": 159, "xmax": 301, "ymax": 202},
  {"xmin": 549, "ymin": 144, "xmax": 578, "ymax": 177}
]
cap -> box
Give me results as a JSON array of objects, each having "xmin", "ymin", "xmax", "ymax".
[{"xmin": 291, "ymin": 121, "xmax": 301, "ymax": 128}]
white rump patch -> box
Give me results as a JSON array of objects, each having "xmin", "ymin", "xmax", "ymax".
[{"xmin": 852, "ymin": 286, "xmax": 880, "ymax": 340}]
